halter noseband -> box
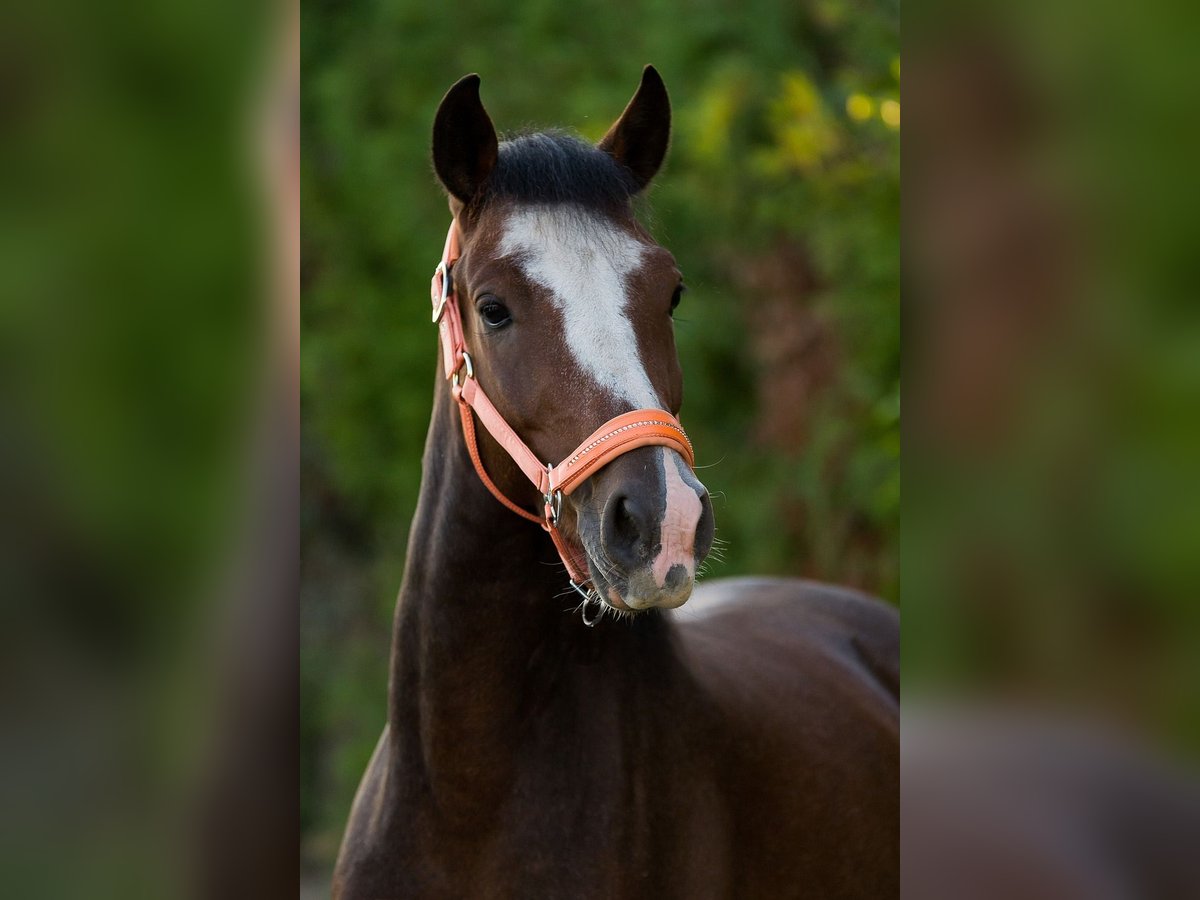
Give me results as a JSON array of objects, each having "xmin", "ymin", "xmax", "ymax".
[{"xmin": 430, "ymin": 219, "xmax": 695, "ymax": 624}]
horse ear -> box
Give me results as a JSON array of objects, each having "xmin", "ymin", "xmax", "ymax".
[
  {"xmin": 598, "ymin": 65, "xmax": 671, "ymax": 192},
  {"xmin": 432, "ymin": 74, "xmax": 498, "ymax": 206}
]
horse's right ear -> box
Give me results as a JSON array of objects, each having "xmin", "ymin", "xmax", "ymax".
[{"xmin": 432, "ymin": 74, "xmax": 498, "ymax": 208}]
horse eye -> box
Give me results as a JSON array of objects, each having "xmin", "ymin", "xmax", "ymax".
[
  {"xmin": 670, "ymin": 283, "xmax": 686, "ymax": 315},
  {"xmin": 479, "ymin": 298, "xmax": 512, "ymax": 329}
]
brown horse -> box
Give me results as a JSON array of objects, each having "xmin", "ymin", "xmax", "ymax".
[{"xmin": 333, "ymin": 67, "xmax": 898, "ymax": 899}]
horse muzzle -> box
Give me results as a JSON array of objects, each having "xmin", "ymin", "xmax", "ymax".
[{"xmin": 576, "ymin": 446, "xmax": 714, "ymax": 611}]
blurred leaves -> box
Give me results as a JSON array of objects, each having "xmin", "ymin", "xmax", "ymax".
[
  {"xmin": 903, "ymin": 2, "xmax": 1200, "ymax": 758},
  {"xmin": 0, "ymin": 0, "xmax": 288, "ymax": 895}
]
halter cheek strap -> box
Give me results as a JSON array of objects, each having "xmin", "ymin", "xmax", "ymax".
[{"xmin": 430, "ymin": 219, "xmax": 695, "ymax": 613}]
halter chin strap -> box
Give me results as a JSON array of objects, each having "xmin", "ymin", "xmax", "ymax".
[{"xmin": 430, "ymin": 219, "xmax": 695, "ymax": 608}]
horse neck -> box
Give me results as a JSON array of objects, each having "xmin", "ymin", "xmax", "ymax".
[{"xmin": 387, "ymin": 383, "xmax": 674, "ymax": 818}]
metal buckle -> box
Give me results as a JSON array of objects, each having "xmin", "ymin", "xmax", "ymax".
[
  {"xmin": 544, "ymin": 487, "xmax": 563, "ymax": 526},
  {"xmin": 450, "ymin": 351, "xmax": 474, "ymax": 389},
  {"xmin": 431, "ymin": 261, "xmax": 450, "ymax": 323}
]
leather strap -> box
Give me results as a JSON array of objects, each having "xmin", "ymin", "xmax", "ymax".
[
  {"xmin": 430, "ymin": 219, "xmax": 696, "ymax": 594},
  {"xmin": 456, "ymin": 401, "xmax": 543, "ymax": 526},
  {"xmin": 432, "ymin": 222, "xmax": 465, "ymax": 380},
  {"xmin": 456, "ymin": 376, "xmax": 550, "ymax": 493},
  {"xmin": 549, "ymin": 410, "xmax": 693, "ymax": 496}
]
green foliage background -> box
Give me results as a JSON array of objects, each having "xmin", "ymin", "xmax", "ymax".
[{"xmin": 301, "ymin": 0, "xmax": 899, "ymax": 872}]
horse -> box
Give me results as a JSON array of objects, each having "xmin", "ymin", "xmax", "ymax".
[{"xmin": 333, "ymin": 66, "xmax": 899, "ymax": 899}]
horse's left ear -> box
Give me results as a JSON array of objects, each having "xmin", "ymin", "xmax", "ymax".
[{"xmin": 598, "ymin": 65, "xmax": 671, "ymax": 192}]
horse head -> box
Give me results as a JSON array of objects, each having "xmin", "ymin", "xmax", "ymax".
[{"xmin": 430, "ymin": 67, "xmax": 714, "ymax": 613}]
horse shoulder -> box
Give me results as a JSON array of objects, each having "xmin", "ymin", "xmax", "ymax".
[
  {"xmin": 675, "ymin": 576, "xmax": 898, "ymax": 705},
  {"xmin": 666, "ymin": 577, "xmax": 899, "ymax": 898}
]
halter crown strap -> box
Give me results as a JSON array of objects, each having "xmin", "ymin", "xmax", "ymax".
[{"xmin": 429, "ymin": 219, "xmax": 696, "ymax": 599}]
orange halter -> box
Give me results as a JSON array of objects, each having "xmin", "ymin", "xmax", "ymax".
[{"xmin": 430, "ymin": 219, "xmax": 695, "ymax": 616}]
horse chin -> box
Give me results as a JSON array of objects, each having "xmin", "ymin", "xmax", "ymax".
[{"xmin": 621, "ymin": 567, "xmax": 694, "ymax": 610}]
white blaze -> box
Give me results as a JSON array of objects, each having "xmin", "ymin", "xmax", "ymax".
[
  {"xmin": 499, "ymin": 205, "xmax": 706, "ymax": 609},
  {"xmin": 651, "ymin": 449, "xmax": 703, "ymax": 589},
  {"xmin": 498, "ymin": 206, "xmax": 658, "ymax": 406}
]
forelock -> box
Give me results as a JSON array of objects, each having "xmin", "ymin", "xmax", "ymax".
[{"xmin": 483, "ymin": 131, "xmax": 638, "ymax": 209}]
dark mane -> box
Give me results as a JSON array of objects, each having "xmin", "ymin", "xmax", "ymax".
[{"xmin": 485, "ymin": 131, "xmax": 638, "ymax": 208}]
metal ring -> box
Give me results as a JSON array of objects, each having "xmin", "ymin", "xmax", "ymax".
[
  {"xmin": 576, "ymin": 587, "xmax": 606, "ymax": 628},
  {"xmin": 569, "ymin": 580, "xmax": 605, "ymax": 627},
  {"xmin": 451, "ymin": 351, "xmax": 474, "ymax": 389},
  {"xmin": 431, "ymin": 262, "xmax": 450, "ymax": 323},
  {"xmin": 544, "ymin": 488, "xmax": 563, "ymax": 526}
]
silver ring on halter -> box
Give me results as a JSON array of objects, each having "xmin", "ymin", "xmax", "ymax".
[
  {"xmin": 544, "ymin": 487, "xmax": 563, "ymax": 526},
  {"xmin": 580, "ymin": 593, "xmax": 605, "ymax": 627},
  {"xmin": 451, "ymin": 351, "xmax": 474, "ymax": 389},
  {"xmin": 570, "ymin": 579, "xmax": 605, "ymax": 627},
  {"xmin": 432, "ymin": 261, "xmax": 450, "ymax": 323}
]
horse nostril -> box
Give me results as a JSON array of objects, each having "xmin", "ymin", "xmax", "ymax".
[
  {"xmin": 615, "ymin": 496, "xmax": 638, "ymax": 539},
  {"xmin": 664, "ymin": 563, "xmax": 689, "ymax": 592},
  {"xmin": 603, "ymin": 493, "xmax": 655, "ymax": 567}
]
